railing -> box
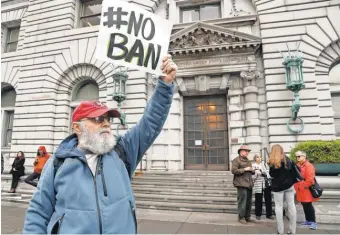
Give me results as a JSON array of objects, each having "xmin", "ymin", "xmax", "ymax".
[
  {"xmin": 1, "ymin": 149, "xmax": 13, "ymax": 174},
  {"xmin": 260, "ymin": 147, "xmax": 270, "ymax": 163}
]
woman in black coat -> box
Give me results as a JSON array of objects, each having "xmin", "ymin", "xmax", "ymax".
[{"xmin": 9, "ymin": 151, "xmax": 25, "ymax": 193}]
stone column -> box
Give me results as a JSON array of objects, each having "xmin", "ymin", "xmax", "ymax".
[
  {"xmin": 144, "ymin": 74, "xmax": 183, "ymax": 171},
  {"xmin": 228, "ymin": 86, "xmax": 244, "ymax": 161},
  {"xmin": 241, "ymin": 70, "xmax": 261, "ymax": 154}
]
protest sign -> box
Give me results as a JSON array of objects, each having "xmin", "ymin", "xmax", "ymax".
[{"xmin": 96, "ymin": 0, "xmax": 173, "ymax": 76}]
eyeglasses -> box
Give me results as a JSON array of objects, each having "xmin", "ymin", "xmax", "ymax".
[{"xmin": 81, "ymin": 116, "xmax": 113, "ymax": 124}]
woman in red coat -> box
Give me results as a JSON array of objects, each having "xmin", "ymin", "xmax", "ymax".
[{"xmin": 294, "ymin": 151, "xmax": 319, "ymax": 230}]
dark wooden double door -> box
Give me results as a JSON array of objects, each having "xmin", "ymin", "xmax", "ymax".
[{"xmin": 184, "ymin": 96, "xmax": 229, "ymax": 171}]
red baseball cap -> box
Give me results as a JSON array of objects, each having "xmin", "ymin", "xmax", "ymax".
[{"xmin": 72, "ymin": 101, "xmax": 120, "ymax": 122}]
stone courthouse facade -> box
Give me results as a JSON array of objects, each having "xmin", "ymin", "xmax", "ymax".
[{"xmin": 1, "ymin": 0, "xmax": 340, "ymax": 173}]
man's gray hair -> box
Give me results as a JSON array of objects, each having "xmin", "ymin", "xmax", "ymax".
[{"xmin": 295, "ymin": 150, "xmax": 307, "ymax": 157}]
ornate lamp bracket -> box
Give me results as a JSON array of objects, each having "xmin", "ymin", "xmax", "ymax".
[
  {"xmin": 112, "ymin": 66, "xmax": 129, "ymax": 136},
  {"xmin": 278, "ymin": 43, "xmax": 305, "ymax": 134}
]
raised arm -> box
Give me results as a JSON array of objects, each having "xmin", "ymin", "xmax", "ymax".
[
  {"xmin": 119, "ymin": 78, "xmax": 174, "ymax": 174},
  {"xmin": 118, "ymin": 55, "xmax": 177, "ymax": 175}
]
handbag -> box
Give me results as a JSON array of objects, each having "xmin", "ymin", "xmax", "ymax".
[{"xmin": 309, "ymin": 178, "xmax": 323, "ymax": 198}]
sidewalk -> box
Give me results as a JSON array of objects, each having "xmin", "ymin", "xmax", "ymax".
[{"xmin": 2, "ymin": 203, "xmax": 340, "ymax": 234}]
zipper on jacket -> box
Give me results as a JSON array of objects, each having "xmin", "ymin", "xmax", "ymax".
[
  {"xmin": 94, "ymin": 160, "xmax": 103, "ymax": 234},
  {"xmin": 57, "ymin": 214, "xmax": 65, "ymax": 234},
  {"xmin": 99, "ymin": 155, "xmax": 108, "ymax": 197},
  {"xmin": 129, "ymin": 201, "xmax": 137, "ymax": 234}
]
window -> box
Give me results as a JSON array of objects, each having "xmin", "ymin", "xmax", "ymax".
[
  {"xmin": 80, "ymin": 0, "xmax": 102, "ymax": 27},
  {"xmin": 74, "ymin": 81, "xmax": 99, "ymax": 101},
  {"xmin": 1, "ymin": 86, "xmax": 16, "ymax": 147},
  {"xmin": 331, "ymin": 93, "xmax": 340, "ymax": 137},
  {"xmin": 6, "ymin": 27, "xmax": 20, "ymax": 52},
  {"xmin": 181, "ymin": 3, "xmax": 221, "ymax": 23},
  {"xmin": 70, "ymin": 80, "xmax": 99, "ymax": 132},
  {"xmin": 3, "ymin": 111, "xmax": 14, "ymax": 147}
]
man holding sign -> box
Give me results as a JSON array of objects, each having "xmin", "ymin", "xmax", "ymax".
[
  {"xmin": 23, "ymin": 54, "xmax": 177, "ymax": 234},
  {"xmin": 23, "ymin": 0, "xmax": 177, "ymax": 233}
]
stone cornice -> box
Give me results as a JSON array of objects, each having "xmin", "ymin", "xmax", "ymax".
[
  {"xmin": 1, "ymin": 0, "xmax": 28, "ymax": 11},
  {"xmin": 169, "ymin": 22, "xmax": 261, "ymax": 55},
  {"xmin": 170, "ymin": 22, "xmax": 261, "ymax": 41},
  {"xmin": 172, "ymin": 15, "xmax": 258, "ymax": 31},
  {"xmin": 170, "ymin": 41, "xmax": 260, "ymax": 55}
]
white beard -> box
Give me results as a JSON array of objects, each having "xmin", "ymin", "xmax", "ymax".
[{"xmin": 78, "ymin": 122, "xmax": 116, "ymax": 155}]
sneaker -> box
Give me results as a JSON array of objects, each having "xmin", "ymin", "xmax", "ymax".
[
  {"xmin": 239, "ymin": 218, "xmax": 247, "ymax": 224},
  {"xmin": 245, "ymin": 217, "xmax": 255, "ymax": 223},
  {"xmin": 256, "ymin": 216, "xmax": 261, "ymax": 220},
  {"xmin": 266, "ymin": 215, "xmax": 274, "ymax": 220},
  {"xmin": 300, "ymin": 221, "xmax": 312, "ymax": 226},
  {"xmin": 287, "ymin": 231, "xmax": 292, "ymax": 235},
  {"xmin": 309, "ymin": 222, "xmax": 318, "ymax": 230}
]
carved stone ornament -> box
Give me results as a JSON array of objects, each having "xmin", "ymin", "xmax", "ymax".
[
  {"xmin": 170, "ymin": 28, "xmax": 242, "ymax": 50},
  {"xmin": 229, "ymin": 0, "xmax": 251, "ymax": 16},
  {"xmin": 240, "ymin": 70, "xmax": 260, "ymax": 81}
]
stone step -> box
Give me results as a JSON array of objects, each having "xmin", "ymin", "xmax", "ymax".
[
  {"xmin": 3, "ymin": 186, "xmax": 340, "ymax": 207},
  {"xmin": 133, "ymin": 187, "xmax": 237, "ymax": 196},
  {"xmin": 131, "ymin": 181, "xmax": 234, "ymax": 188},
  {"xmin": 135, "ymin": 200, "xmax": 238, "ymax": 213},
  {"xmin": 134, "ymin": 193, "xmax": 238, "ymax": 205},
  {"xmin": 133, "ymin": 188, "xmax": 340, "ymax": 200},
  {"xmin": 133, "ymin": 176, "xmax": 234, "ymax": 183},
  {"xmin": 2, "ymin": 197, "xmax": 31, "ymax": 204},
  {"xmin": 141, "ymin": 171, "xmax": 233, "ymax": 176}
]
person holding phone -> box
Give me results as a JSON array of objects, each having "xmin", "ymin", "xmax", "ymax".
[{"xmin": 231, "ymin": 145, "xmax": 255, "ymax": 224}]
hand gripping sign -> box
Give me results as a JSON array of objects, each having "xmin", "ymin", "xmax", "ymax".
[{"xmin": 96, "ymin": 0, "xmax": 173, "ymax": 76}]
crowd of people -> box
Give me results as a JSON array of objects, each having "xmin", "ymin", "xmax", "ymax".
[{"xmin": 232, "ymin": 144, "xmax": 319, "ymax": 235}]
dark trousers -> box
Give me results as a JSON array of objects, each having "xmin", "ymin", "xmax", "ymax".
[
  {"xmin": 11, "ymin": 174, "xmax": 21, "ymax": 189},
  {"xmin": 237, "ymin": 187, "xmax": 253, "ymax": 219},
  {"xmin": 255, "ymin": 187, "xmax": 273, "ymax": 217},
  {"xmin": 25, "ymin": 172, "xmax": 40, "ymax": 187},
  {"xmin": 301, "ymin": 202, "xmax": 316, "ymax": 222}
]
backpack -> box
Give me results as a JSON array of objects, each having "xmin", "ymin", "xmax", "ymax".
[{"xmin": 53, "ymin": 140, "xmax": 131, "ymax": 180}]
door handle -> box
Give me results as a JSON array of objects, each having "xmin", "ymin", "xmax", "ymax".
[{"xmin": 202, "ymin": 144, "xmax": 210, "ymax": 151}]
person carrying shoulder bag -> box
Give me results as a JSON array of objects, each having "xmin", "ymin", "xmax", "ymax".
[
  {"xmin": 252, "ymin": 154, "xmax": 274, "ymax": 220},
  {"xmin": 294, "ymin": 151, "xmax": 319, "ymax": 230}
]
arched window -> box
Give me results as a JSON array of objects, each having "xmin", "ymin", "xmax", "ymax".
[
  {"xmin": 73, "ymin": 80, "xmax": 99, "ymax": 102},
  {"xmin": 1, "ymin": 84, "xmax": 16, "ymax": 147},
  {"xmin": 69, "ymin": 79, "xmax": 99, "ymax": 132},
  {"xmin": 330, "ymin": 62, "xmax": 340, "ymax": 137}
]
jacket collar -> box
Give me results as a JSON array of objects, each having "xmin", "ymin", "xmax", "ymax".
[
  {"xmin": 238, "ymin": 155, "xmax": 249, "ymax": 162},
  {"xmin": 55, "ymin": 134, "xmax": 86, "ymax": 161}
]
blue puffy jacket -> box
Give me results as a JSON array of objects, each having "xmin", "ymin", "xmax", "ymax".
[{"xmin": 23, "ymin": 79, "xmax": 174, "ymax": 234}]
